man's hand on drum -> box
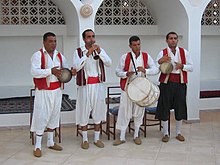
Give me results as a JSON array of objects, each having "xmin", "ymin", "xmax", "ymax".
[
  {"xmin": 51, "ymin": 66, "xmax": 61, "ymax": 78},
  {"xmin": 158, "ymin": 56, "xmax": 171, "ymax": 64},
  {"xmin": 137, "ymin": 66, "xmax": 146, "ymax": 74},
  {"xmin": 126, "ymin": 71, "xmax": 135, "ymax": 77},
  {"xmin": 71, "ymin": 67, "xmax": 77, "ymax": 76},
  {"xmin": 174, "ymin": 62, "xmax": 184, "ymax": 70}
]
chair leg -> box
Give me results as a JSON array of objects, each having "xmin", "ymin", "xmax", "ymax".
[
  {"xmin": 128, "ymin": 121, "xmax": 131, "ymax": 133},
  {"xmin": 159, "ymin": 120, "xmax": 162, "ymax": 131},
  {"xmin": 107, "ymin": 114, "xmax": 112, "ymax": 140},
  {"xmin": 58, "ymin": 126, "xmax": 61, "ymax": 143},
  {"xmin": 113, "ymin": 116, "xmax": 116, "ymax": 140},
  {"xmin": 100, "ymin": 122, "xmax": 102, "ymax": 135},
  {"xmin": 107, "ymin": 115, "xmax": 110, "ymax": 140},
  {"xmin": 143, "ymin": 112, "xmax": 147, "ymax": 137},
  {"xmin": 76, "ymin": 125, "xmax": 79, "ymax": 136},
  {"xmin": 168, "ymin": 113, "xmax": 171, "ymax": 136},
  {"xmin": 31, "ymin": 132, "xmax": 35, "ymax": 145}
]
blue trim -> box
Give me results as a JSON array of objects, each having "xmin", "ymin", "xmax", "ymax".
[
  {"xmin": 145, "ymin": 107, "xmax": 157, "ymax": 114},
  {"xmin": 109, "ymin": 106, "xmax": 119, "ymax": 115}
]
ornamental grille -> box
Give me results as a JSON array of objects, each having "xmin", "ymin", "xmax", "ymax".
[
  {"xmin": 202, "ymin": 0, "xmax": 219, "ymax": 25},
  {"xmin": 95, "ymin": 0, "xmax": 155, "ymax": 25},
  {"xmin": 1, "ymin": 0, "xmax": 65, "ymax": 25}
]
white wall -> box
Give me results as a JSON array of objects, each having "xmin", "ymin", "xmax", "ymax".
[
  {"xmin": 0, "ymin": 111, "xmax": 75, "ymax": 127},
  {"xmin": 0, "ymin": 35, "xmax": 78, "ymax": 99},
  {"xmin": 200, "ymin": 35, "xmax": 220, "ymax": 90},
  {"xmin": 0, "ymin": 36, "xmax": 62, "ymax": 85}
]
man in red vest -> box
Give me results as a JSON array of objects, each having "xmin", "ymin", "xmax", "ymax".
[
  {"xmin": 72, "ymin": 29, "xmax": 112, "ymax": 149},
  {"xmin": 30, "ymin": 32, "xmax": 71, "ymax": 157},
  {"xmin": 155, "ymin": 32, "xmax": 193, "ymax": 142},
  {"xmin": 113, "ymin": 36, "xmax": 159, "ymax": 146}
]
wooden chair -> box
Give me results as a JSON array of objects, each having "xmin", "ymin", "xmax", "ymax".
[
  {"xmin": 29, "ymin": 88, "xmax": 61, "ymax": 145},
  {"xmin": 129, "ymin": 106, "xmax": 170, "ymax": 137},
  {"xmin": 106, "ymin": 86, "xmax": 171, "ymax": 139},
  {"xmin": 106, "ymin": 86, "xmax": 121, "ymax": 140}
]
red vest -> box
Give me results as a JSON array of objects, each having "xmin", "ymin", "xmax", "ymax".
[
  {"xmin": 76, "ymin": 48, "xmax": 106, "ymax": 86},
  {"xmin": 159, "ymin": 47, "xmax": 188, "ymax": 83},
  {"xmin": 120, "ymin": 52, "xmax": 148, "ymax": 91},
  {"xmin": 33, "ymin": 49, "xmax": 62, "ymax": 90}
]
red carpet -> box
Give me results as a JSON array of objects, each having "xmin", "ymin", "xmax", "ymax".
[{"xmin": 200, "ymin": 90, "xmax": 220, "ymax": 98}]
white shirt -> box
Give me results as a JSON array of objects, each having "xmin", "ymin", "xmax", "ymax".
[
  {"xmin": 31, "ymin": 47, "xmax": 68, "ymax": 82},
  {"xmin": 72, "ymin": 46, "xmax": 112, "ymax": 79},
  {"xmin": 156, "ymin": 47, "xmax": 193, "ymax": 73},
  {"xmin": 116, "ymin": 51, "xmax": 159, "ymax": 79}
]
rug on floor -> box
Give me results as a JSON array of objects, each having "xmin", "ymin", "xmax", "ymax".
[{"xmin": 0, "ymin": 94, "xmax": 75, "ymax": 114}]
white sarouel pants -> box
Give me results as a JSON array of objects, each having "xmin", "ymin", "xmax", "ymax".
[
  {"xmin": 116, "ymin": 90, "xmax": 145, "ymax": 131},
  {"xmin": 30, "ymin": 88, "xmax": 62, "ymax": 135},
  {"xmin": 75, "ymin": 83, "xmax": 106, "ymax": 126}
]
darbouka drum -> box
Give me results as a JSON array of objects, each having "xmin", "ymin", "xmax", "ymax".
[
  {"xmin": 58, "ymin": 68, "xmax": 72, "ymax": 83},
  {"xmin": 127, "ymin": 77, "xmax": 160, "ymax": 107},
  {"xmin": 159, "ymin": 62, "xmax": 173, "ymax": 74}
]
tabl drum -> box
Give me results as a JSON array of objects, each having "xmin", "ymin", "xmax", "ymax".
[{"xmin": 127, "ymin": 77, "xmax": 160, "ymax": 107}]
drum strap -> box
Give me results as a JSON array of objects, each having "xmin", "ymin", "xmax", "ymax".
[{"xmin": 130, "ymin": 52, "xmax": 138, "ymax": 75}]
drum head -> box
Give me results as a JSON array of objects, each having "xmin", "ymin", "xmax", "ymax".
[
  {"xmin": 160, "ymin": 62, "xmax": 173, "ymax": 74},
  {"xmin": 137, "ymin": 84, "xmax": 160, "ymax": 107},
  {"xmin": 58, "ymin": 68, "xmax": 72, "ymax": 83},
  {"xmin": 127, "ymin": 77, "xmax": 151, "ymax": 102}
]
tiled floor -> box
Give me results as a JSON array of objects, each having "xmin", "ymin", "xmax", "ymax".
[{"xmin": 0, "ymin": 110, "xmax": 220, "ymax": 165}]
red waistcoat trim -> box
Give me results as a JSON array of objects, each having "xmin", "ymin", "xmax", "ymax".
[
  {"xmin": 33, "ymin": 49, "xmax": 62, "ymax": 90},
  {"xmin": 76, "ymin": 48, "xmax": 106, "ymax": 86},
  {"xmin": 159, "ymin": 47, "xmax": 188, "ymax": 83},
  {"xmin": 120, "ymin": 52, "xmax": 148, "ymax": 91}
]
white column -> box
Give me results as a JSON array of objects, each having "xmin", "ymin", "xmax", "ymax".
[
  {"xmin": 179, "ymin": 0, "xmax": 211, "ymax": 121},
  {"xmin": 70, "ymin": 0, "xmax": 103, "ymax": 46}
]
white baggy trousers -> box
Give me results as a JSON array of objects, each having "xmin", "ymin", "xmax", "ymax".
[
  {"xmin": 116, "ymin": 90, "xmax": 145, "ymax": 131},
  {"xmin": 30, "ymin": 88, "xmax": 62, "ymax": 135}
]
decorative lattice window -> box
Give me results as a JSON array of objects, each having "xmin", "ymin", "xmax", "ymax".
[
  {"xmin": 95, "ymin": 0, "xmax": 155, "ymax": 25},
  {"xmin": 1, "ymin": 0, "xmax": 65, "ymax": 25},
  {"xmin": 202, "ymin": 0, "xmax": 219, "ymax": 25}
]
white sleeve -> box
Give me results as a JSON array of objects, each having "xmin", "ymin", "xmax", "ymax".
[
  {"xmin": 182, "ymin": 49, "xmax": 193, "ymax": 72},
  {"xmin": 156, "ymin": 51, "xmax": 163, "ymax": 68},
  {"xmin": 146, "ymin": 54, "xmax": 159, "ymax": 75},
  {"xmin": 115, "ymin": 54, "xmax": 127, "ymax": 78},
  {"xmin": 61, "ymin": 54, "xmax": 69, "ymax": 68},
  {"xmin": 98, "ymin": 48, "xmax": 112, "ymax": 67},
  {"xmin": 31, "ymin": 51, "xmax": 51, "ymax": 78},
  {"xmin": 72, "ymin": 49, "xmax": 88, "ymax": 71}
]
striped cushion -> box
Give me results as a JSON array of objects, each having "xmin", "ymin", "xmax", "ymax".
[
  {"xmin": 109, "ymin": 106, "xmax": 119, "ymax": 115},
  {"xmin": 145, "ymin": 106, "xmax": 157, "ymax": 114}
]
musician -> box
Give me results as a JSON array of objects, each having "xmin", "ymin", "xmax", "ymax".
[
  {"xmin": 155, "ymin": 32, "xmax": 193, "ymax": 142},
  {"xmin": 30, "ymin": 32, "xmax": 72, "ymax": 157},
  {"xmin": 72, "ymin": 29, "xmax": 112, "ymax": 149},
  {"xmin": 114, "ymin": 36, "xmax": 159, "ymax": 146}
]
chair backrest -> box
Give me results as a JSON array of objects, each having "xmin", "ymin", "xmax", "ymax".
[{"xmin": 106, "ymin": 86, "xmax": 121, "ymax": 115}]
